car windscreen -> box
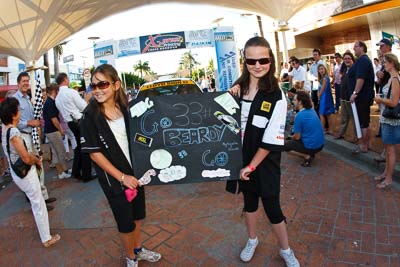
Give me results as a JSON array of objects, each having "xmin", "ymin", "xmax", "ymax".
[{"xmin": 138, "ymin": 83, "xmax": 202, "ymax": 98}]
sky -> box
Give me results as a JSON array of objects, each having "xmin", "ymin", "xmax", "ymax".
[{"xmin": 60, "ymin": 3, "xmax": 272, "ymax": 75}]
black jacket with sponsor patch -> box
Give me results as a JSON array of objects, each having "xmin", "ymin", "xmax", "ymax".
[
  {"xmin": 227, "ymin": 87, "xmax": 287, "ymax": 197},
  {"xmin": 80, "ymin": 100, "xmax": 134, "ymax": 196}
]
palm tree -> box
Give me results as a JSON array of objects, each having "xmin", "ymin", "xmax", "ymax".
[
  {"xmin": 180, "ymin": 50, "xmax": 199, "ymax": 77},
  {"xmin": 43, "ymin": 52, "xmax": 50, "ymax": 86},
  {"xmin": 53, "ymin": 44, "xmax": 64, "ymax": 77},
  {"xmin": 133, "ymin": 60, "xmax": 151, "ymax": 78}
]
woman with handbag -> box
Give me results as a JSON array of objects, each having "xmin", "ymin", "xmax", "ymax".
[
  {"xmin": 0, "ymin": 97, "xmax": 60, "ymax": 247},
  {"xmin": 373, "ymin": 53, "xmax": 400, "ymax": 189}
]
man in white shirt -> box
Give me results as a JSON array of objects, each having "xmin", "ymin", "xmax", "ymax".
[
  {"xmin": 309, "ymin": 48, "xmax": 326, "ymax": 115},
  {"xmin": 289, "ymin": 57, "xmax": 306, "ymax": 89},
  {"xmin": 200, "ymin": 76, "xmax": 210, "ymax": 93},
  {"xmin": 55, "ymin": 73, "xmax": 94, "ymax": 182}
]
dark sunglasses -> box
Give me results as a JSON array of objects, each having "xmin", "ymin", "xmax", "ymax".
[
  {"xmin": 90, "ymin": 81, "xmax": 114, "ymax": 90},
  {"xmin": 245, "ymin": 58, "xmax": 271, "ymax": 65}
]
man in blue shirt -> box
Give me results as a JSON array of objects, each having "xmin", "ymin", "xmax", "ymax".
[
  {"xmin": 348, "ymin": 41, "xmax": 375, "ymax": 154},
  {"xmin": 283, "ymin": 90, "xmax": 325, "ymax": 167},
  {"xmin": 13, "ymin": 72, "xmax": 56, "ymax": 208}
]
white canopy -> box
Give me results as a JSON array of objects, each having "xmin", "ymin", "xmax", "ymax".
[{"xmin": 0, "ymin": 0, "xmax": 323, "ymax": 63}]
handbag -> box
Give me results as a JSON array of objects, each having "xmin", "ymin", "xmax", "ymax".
[
  {"xmin": 6, "ymin": 128, "xmax": 32, "ymax": 178},
  {"xmin": 382, "ymin": 83, "xmax": 400, "ymax": 119},
  {"xmin": 40, "ymin": 143, "xmax": 52, "ymax": 162}
]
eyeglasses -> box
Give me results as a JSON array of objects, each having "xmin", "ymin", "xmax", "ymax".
[
  {"xmin": 90, "ymin": 81, "xmax": 114, "ymax": 90},
  {"xmin": 245, "ymin": 58, "xmax": 271, "ymax": 65},
  {"xmin": 343, "ymin": 57, "xmax": 352, "ymax": 60}
]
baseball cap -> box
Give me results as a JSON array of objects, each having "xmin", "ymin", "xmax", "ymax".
[{"xmin": 376, "ymin": 38, "xmax": 392, "ymax": 47}]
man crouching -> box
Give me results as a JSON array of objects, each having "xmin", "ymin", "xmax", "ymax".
[{"xmin": 283, "ymin": 90, "xmax": 325, "ymax": 167}]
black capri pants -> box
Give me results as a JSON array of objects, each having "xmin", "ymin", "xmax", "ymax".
[
  {"xmin": 355, "ymin": 100, "xmax": 371, "ymax": 129},
  {"xmin": 106, "ymin": 186, "xmax": 146, "ymax": 233},
  {"xmin": 243, "ymin": 191, "xmax": 286, "ymax": 224}
]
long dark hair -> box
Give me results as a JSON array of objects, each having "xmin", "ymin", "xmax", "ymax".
[
  {"xmin": 234, "ymin": 36, "xmax": 279, "ymax": 95},
  {"xmin": 92, "ymin": 64, "xmax": 128, "ymax": 119}
]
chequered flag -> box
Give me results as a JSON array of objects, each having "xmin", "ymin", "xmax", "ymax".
[{"xmin": 32, "ymin": 73, "xmax": 44, "ymax": 155}]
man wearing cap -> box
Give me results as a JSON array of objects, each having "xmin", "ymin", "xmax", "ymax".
[
  {"xmin": 332, "ymin": 53, "xmax": 343, "ymax": 112},
  {"xmin": 374, "ymin": 38, "xmax": 393, "ymax": 162}
]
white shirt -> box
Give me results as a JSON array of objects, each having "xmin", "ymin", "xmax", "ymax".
[
  {"xmin": 201, "ymin": 78, "xmax": 209, "ymax": 89},
  {"xmin": 106, "ymin": 117, "xmax": 132, "ymax": 167},
  {"xmin": 289, "ymin": 65, "xmax": 306, "ymax": 82},
  {"xmin": 55, "ymin": 85, "xmax": 87, "ymax": 122}
]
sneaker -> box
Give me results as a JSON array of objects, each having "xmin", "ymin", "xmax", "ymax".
[
  {"xmin": 49, "ymin": 163, "xmax": 56, "ymax": 168},
  {"xmin": 126, "ymin": 257, "xmax": 138, "ymax": 267},
  {"xmin": 240, "ymin": 238, "xmax": 258, "ymax": 262},
  {"xmin": 279, "ymin": 248, "xmax": 300, "ymax": 267},
  {"xmin": 135, "ymin": 247, "xmax": 161, "ymax": 262},
  {"xmin": 58, "ymin": 172, "xmax": 71, "ymax": 179}
]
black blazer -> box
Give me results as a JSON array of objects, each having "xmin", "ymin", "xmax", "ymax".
[{"xmin": 80, "ymin": 100, "xmax": 134, "ymax": 196}]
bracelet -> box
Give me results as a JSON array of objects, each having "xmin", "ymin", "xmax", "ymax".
[
  {"xmin": 247, "ymin": 164, "xmax": 256, "ymax": 172},
  {"xmin": 120, "ymin": 173, "xmax": 125, "ymax": 185}
]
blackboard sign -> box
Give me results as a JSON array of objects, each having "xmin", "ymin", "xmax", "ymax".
[{"xmin": 129, "ymin": 92, "xmax": 242, "ymax": 185}]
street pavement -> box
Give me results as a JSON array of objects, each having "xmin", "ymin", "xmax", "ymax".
[{"xmin": 0, "ymin": 140, "xmax": 399, "ymax": 267}]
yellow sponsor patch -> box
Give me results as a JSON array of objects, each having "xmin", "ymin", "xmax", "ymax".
[{"xmin": 260, "ymin": 101, "xmax": 271, "ymax": 112}]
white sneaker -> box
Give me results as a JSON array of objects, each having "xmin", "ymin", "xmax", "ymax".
[
  {"xmin": 58, "ymin": 172, "xmax": 71, "ymax": 179},
  {"xmin": 126, "ymin": 257, "xmax": 138, "ymax": 267},
  {"xmin": 279, "ymin": 248, "xmax": 300, "ymax": 267},
  {"xmin": 240, "ymin": 238, "xmax": 258, "ymax": 262},
  {"xmin": 135, "ymin": 247, "xmax": 161, "ymax": 262}
]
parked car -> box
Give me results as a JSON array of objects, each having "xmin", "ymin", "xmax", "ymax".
[{"xmin": 135, "ymin": 78, "xmax": 202, "ymax": 99}]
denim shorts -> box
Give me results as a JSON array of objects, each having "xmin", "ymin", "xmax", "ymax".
[{"xmin": 381, "ymin": 123, "xmax": 400, "ymax": 144}]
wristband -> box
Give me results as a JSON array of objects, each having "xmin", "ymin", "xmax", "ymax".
[
  {"xmin": 353, "ymin": 91, "xmax": 358, "ymax": 95},
  {"xmin": 120, "ymin": 173, "xmax": 125, "ymax": 185},
  {"xmin": 247, "ymin": 164, "xmax": 256, "ymax": 172}
]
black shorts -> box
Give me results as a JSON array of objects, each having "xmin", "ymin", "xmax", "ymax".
[
  {"xmin": 283, "ymin": 140, "xmax": 323, "ymax": 156},
  {"xmin": 106, "ymin": 186, "xmax": 146, "ymax": 233},
  {"xmin": 242, "ymin": 191, "xmax": 286, "ymax": 224},
  {"xmin": 355, "ymin": 100, "xmax": 371, "ymax": 129}
]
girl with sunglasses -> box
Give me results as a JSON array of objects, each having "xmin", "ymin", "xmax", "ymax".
[
  {"xmin": 80, "ymin": 64, "xmax": 161, "ymax": 267},
  {"xmin": 227, "ymin": 37, "xmax": 299, "ymax": 267}
]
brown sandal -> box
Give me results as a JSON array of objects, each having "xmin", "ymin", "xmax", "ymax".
[{"xmin": 43, "ymin": 234, "xmax": 61, "ymax": 248}]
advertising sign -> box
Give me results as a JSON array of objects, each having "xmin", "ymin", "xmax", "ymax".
[
  {"xmin": 184, "ymin": 29, "xmax": 214, "ymax": 49},
  {"xmin": 140, "ymin": 31, "xmax": 186, "ymax": 54},
  {"xmin": 63, "ymin": 55, "xmax": 74, "ymax": 63},
  {"xmin": 93, "ymin": 40, "xmax": 116, "ymax": 67},
  {"xmin": 117, "ymin": 37, "xmax": 141, "ymax": 58},
  {"xmin": 129, "ymin": 92, "xmax": 242, "ymax": 185},
  {"xmin": 213, "ymin": 27, "xmax": 240, "ymax": 91},
  {"xmin": 94, "ymin": 45, "xmax": 113, "ymax": 58}
]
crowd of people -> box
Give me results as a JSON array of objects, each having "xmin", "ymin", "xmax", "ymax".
[{"xmin": 0, "ymin": 35, "xmax": 399, "ymax": 267}]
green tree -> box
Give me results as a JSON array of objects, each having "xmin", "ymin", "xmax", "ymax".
[
  {"xmin": 53, "ymin": 44, "xmax": 64, "ymax": 77},
  {"xmin": 121, "ymin": 72, "xmax": 146, "ymax": 88},
  {"xmin": 207, "ymin": 58, "xmax": 215, "ymax": 75},
  {"xmin": 133, "ymin": 60, "xmax": 151, "ymax": 78},
  {"xmin": 180, "ymin": 50, "xmax": 199, "ymax": 77}
]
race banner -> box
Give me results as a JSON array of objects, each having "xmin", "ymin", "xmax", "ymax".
[
  {"xmin": 213, "ymin": 27, "xmax": 240, "ymax": 91},
  {"xmin": 117, "ymin": 37, "xmax": 141, "ymax": 58},
  {"xmin": 184, "ymin": 29, "xmax": 214, "ymax": 49},
  {"xmin": 129, "ymin": 92, "xmax": 242, "ymax": 185},
  {"xmin": 140, "ymin": 31, "xmax": 186, "ymax": 54}
]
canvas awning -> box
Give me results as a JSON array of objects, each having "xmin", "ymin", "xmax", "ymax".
[{"xmin": 0, "ymin": 0, "xmax": 326, "ymax": 64}]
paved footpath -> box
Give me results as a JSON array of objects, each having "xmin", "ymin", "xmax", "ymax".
[{"xmin": 0, "ymin": 151, "xmax": 399, "ymax": 267}]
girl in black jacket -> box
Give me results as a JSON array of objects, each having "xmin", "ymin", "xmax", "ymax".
[{"xmin": 80, "ymin": 64, "xmax": 160, "ymax": 267}]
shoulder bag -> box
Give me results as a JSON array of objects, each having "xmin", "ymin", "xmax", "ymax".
[
  {"xmin": 6, "ymin": 128, "xmax": 32, "ymax": 178},
  {"xmin": 382, "ymin": 83, "xmax": 400, "ymax": 119}
]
